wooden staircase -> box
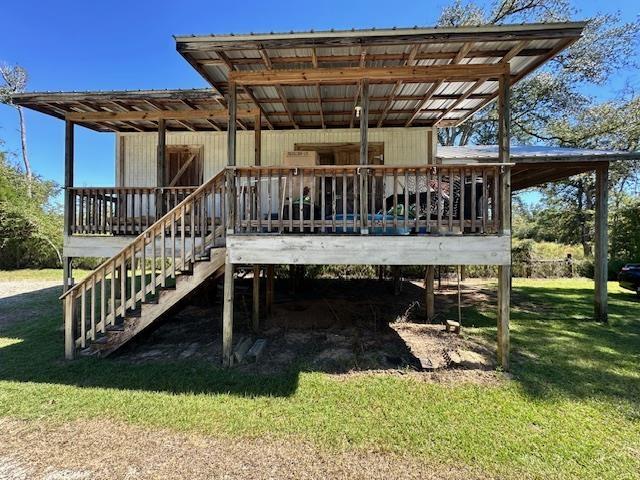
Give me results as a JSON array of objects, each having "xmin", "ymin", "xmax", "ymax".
[{"xmin": 61, "ymin": 171, "xmax": 229, "ymax": 359}]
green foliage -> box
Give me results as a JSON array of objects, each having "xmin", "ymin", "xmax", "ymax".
[
  {"xmin": 0, "ymin": 151, "xmax": 62, "ymax": 268},
  {"xmin": 610, "ymin": 196, "xmax": 640, "ymax": 262}
]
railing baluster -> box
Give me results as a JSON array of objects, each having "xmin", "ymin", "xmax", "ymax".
[
  {"xmin": 80, "ymin": 283, "xmax": 86, "ymax": 348},
  {"xmin": 310, "ymin": 168, "xmax": 315, "ymax": 233},
  {"xmin": 460, "ymin": 168, "xmax": 466, "ymax": 233},
  {"xmin": 414, "ymin": 168, "xmax": 419, "ymax": 233},
  {"xmin": 448, "ymin": 169, "xmax": 454, "ymax": 233},
  {"xmin": 170, "ymin": 214, "xmax": 176, "ymax": 279},
  {"xmin": 342, "ymin": 170, "xmax": 347, "ymax": 233},
  {"xmin": 100, "ymin": 268, "xmax": 106, "ymax": 333},
  {"xmin": 437, "ymin": 169, "xmax": 443, "ymax": 232},
  {"xmin": 331, "ymin": 173, "xmax": 336, "ymax": 232},
  {"xmin": 393, "ymin": 170, "xmax": 398, "ymax": 231},
  {"xmin": 90, "ymin": 275, "xmax": 96, "ymax": 341},
  {"xmin": 471, "ymin": 169, "xmax": 477, "ymax": 233},
  {"xmin": 141, "ymin": 234, "xmax": 146, "ymax": 303},
  {"xmin": 403, "ymin": 170, "xmax": 409, "ymax": 232},
  {"xmin": 321, "ymin": 171, "xmax": 326, "ymax": 233}
]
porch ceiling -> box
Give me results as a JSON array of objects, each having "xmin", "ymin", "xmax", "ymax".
[
  {"xmin": 175, "ymin": 22, "xmax": 585, "ymax": 130},
  {"xmin": 10, "ymin": 88, "xmax": 257, "ymax": 133}
]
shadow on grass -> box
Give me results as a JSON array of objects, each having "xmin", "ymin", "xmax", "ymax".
[
  {"xmin": 1, "ymin": 279, "xmax": 639, "ymax": 408},
  {"xmin": 0, "ymin": 279, "xmax": 424, "ymax": 398},
  {"xmin": 505, "ymin": 285, "xmax": 640, "ymax": 411}
]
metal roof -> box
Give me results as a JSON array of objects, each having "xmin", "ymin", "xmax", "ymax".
[
  {"xmin": 10, "ymin": 89, "xmax": 244, "ymax": 133},
  {"xmin": 438, "ymin": 145, "xmax": 640, "ymax": 191},
  {"xmin": 176, "ymin": 22, "xmax": 586, "ymax": 130},
  {"xmin": 439, "ymin": 145, "xmax": 640, "ymax": 162}
]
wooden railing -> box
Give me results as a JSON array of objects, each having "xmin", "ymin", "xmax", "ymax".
[
  {"xmin": 68, "ymin": 186, "xmax": 198, "ymax": 235},
  {"xmin": 228, "ymin": 164, "xmax": 505, "ymax": 235},
  {"xmin": 61, "ymin": 173, "xmax": 226, "ymax": 357}
]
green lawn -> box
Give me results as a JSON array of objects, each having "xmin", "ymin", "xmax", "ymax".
[{"xmin": 0, "ymin": 274, "xmax": 638, "ymax": 479}]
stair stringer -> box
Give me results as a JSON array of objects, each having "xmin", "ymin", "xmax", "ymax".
[{"xmin": 99, "ymin": 247, "xmax": 226, "ymax": 357}]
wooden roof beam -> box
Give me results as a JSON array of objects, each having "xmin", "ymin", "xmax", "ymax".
[
  {"xmin": 79, "ymin": 100, "xmax": 145, "ymax": 132},
  {"xmin": 229, "ymin": 63, "xmax": 507, "ymax": 86},
  {"xmin": 65, "ymin": 107, "xmax": 259, "ymax": 122},
  {"xmin": 442, "ymin": 39, "xmax": 540, "ymax": 126},
  {"xmin": 433, "ymin": 79, "xmax": 487, "ymax": 127},
  {"xmin": 217, "ymin": 49, "xmax": 272, "ymax": 131},
  {"xmin": 198, "ymin": 47, "xmax": 554, "ymax": 66},
  {"xmin": 180, "ymin": 99, "xmax": 222, "ymax": 131},
  {"xmin": 377, "ymin": 43, "xmax": 421, "ymax": 127},
  {"xmin": 349, "ymin": 49, "xmax": 368, "ymax": 128},
  {"xmin": 258, "ymin": 46, "xmax": 297, "ymax": 129}
]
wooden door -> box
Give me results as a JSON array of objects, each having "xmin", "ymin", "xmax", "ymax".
[{"xmin": 164, "ymin": 146, "xmax": 203, "ymax": 187}]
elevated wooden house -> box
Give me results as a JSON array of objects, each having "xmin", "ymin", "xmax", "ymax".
[{"xmin": 14, "ymin": 22, "xmax": 638, "ymax": 368}]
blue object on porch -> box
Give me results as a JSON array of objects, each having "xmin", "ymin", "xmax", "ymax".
[{"xmin": 330, "ymin": 214, "xmax": 411, "ymax": 235}]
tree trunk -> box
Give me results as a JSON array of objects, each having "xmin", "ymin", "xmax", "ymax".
[{"xmin": 17, "ymin": 106, "xmax": 32, "ymax": 197}]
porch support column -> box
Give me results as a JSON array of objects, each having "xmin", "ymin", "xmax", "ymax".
[
  {"xmin": 497, "ymin": 71, "xmax": 511, "ymax": 371},
  {"xmin": 252, "ymin": 265, "xmax": 260, "ymax": 331},
  {"xmin": 424, "ymin": 127, "xmax": 437, "ymax": 317},
  {"xmin": 156, "ymin": 118, "xmax": 166, "ymax": 187},
  {"xmin": 427, "ymin": 127, "xmax": 438, "ymax": 165},
  {"xmin": 228, "ymin": 82, "xmax": 237, "ymax": 167},
  {"xmin": 359, "ymin": 79, "xmax": 369, "ymax": 234},
  {"xmin": 266, "ymin": 264, "xmax": 274, "ymax": 316},
  {"xmin": 594, "ymin": 164, "xmax": 609, "ymax": 323},
  {"xmin": 254, "ymin": 111, "xmax": 262, "ymax": 166},
  {"xmin": 63, "ymin": 120, "xmax": 75, "ymax": 292},
  {"xmin": 63, "ymin": 120, "xmax": 75, "ymax": 360},
  {"xmin": 425, "ymin": 265, "xmax": 435, "ymax": 321},
  {"xmin": 222, "ymin": 256, "xmax": 235, "ymax": 367}
]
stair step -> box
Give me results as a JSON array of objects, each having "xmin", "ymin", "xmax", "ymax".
[{"xmin": 106, "ymin": 323, "xmax": 125, "ymax": 332}]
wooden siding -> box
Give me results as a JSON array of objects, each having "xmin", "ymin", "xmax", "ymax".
[{"xmin": 117, "ymin": 127, "xmax": 431, "ymax": 187}]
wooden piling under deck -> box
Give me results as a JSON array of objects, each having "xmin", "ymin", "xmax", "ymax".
[{"xmin": 222, "ymin": 258, "xmax": 234, "ymax": 367}]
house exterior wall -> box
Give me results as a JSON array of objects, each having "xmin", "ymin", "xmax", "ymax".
[{"xmin": 116, "ymin": 127, "xmax": 433, "ymax": 187}]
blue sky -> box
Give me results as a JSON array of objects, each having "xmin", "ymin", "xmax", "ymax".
[{"xmin": 0, "ymin": 0, "xmax": 638, "ymax": 199}]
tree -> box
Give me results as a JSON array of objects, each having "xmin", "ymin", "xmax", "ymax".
[
  {"xmin": 438, "ymin": 1, "xmax": 640, "ymax": 256},
  {"xmin": 0, "ymin": 64, "xmax": 32, "ymax": 197},
  {"xmin": 436, "ymin": 1, "xmax": 640, "ymax": 147},
  {"xmin": 0, "ymin": 146, "xmax": 62, "ymax": 268}
]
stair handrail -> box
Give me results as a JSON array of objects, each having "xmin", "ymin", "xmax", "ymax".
[{"xmin": 61, "ymin": 169, "xmax": 227, "ymax": 301}]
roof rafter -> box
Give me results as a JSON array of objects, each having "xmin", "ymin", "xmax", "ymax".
[
  {"xmin": 377, "ymin": 43, "xmax": 421, "ymax": 127},
  {"xmin": 258, "ymin": 46, "xmax": 298, "ymax": 129}
]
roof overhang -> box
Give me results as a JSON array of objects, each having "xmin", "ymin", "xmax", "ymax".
[
  {"xmin": 176, "ymin": 22, "xmax": 586, "ymax": 130},
  {"xmin": 438, "ymin": 145, "xmax": 640, "ymax": 190},
  {"xmin": 10, "ymin": 88, "xmax": 258, "ymax": 133}
]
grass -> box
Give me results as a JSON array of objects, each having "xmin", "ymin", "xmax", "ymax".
[
  {"xmin": 0, "ymin": 273, "xmax": 639, "ymax": 479},
  {"xmin": 0, "ymin": 268, "xmax": 91, "ymax": 282}
]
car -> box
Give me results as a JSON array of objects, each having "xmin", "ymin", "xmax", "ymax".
[{"xmin": 618, "ymin": 264, "xmax": 640, "ymax": 296}]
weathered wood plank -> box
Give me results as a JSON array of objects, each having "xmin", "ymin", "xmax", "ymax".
[{"xmin": 228, "ymin": 235, "xmax": 511, "ymax": 265}]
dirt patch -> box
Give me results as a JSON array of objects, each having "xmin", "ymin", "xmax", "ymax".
[
  {"xmin": 115, "ymin": 278, "xmax": 497, "ymax": 383},
  {"xmin": 0, "ymin": 280, "xmax": 61, "ymax": 330},
  {"xmin": 0, "ymin": 417, "xmax": 489, "ymax": 480}
]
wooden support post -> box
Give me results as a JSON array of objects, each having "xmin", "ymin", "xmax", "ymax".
[
  {"xmin": 64, "ymin": 294, "xmax": 75, "ymax": 360},
  {"xmin": 425, "ymin": 265, "xmax": 435, "ymax": 321},
  {"xmin": 254, "ymin": 111, "xmax": 262, "ymax": 166},
  {"xmin": 594, "ymin": 164, "xmax": 609, "ymax": 323},
  {"xmin": 427, "ymin": 127, "xmax": 438, "ymax": 165},
  {"xmin": 63, "ymin": 120, "xmax": 75, "ymax": 360},
  {"xmin": 157, "ymin": 118, "xmax": 166, "ymax": 187},
  {"xmin": 252, "ymin": 264, "xmax": 260, "ymax": 331},
  {"xmin": 266, "ymin": 264, "xmax": 275, "ymax": 316},
  {"xmin": 360, "ymin": 79, "xmax": 369, "ymax": 234},
  {"xmin": 227, "ymin": 82, "xmax": 237, "ymax": 167},
  {"xmin": 497, "ymin": 71, "xmax": 511, "ymax": 371},
  {"xmin": 392, "ymin": 265, "xmax": 401, "ymax": 296},
  {"xmin": 222, "ymin": 258, "xmax": 234, "ymax": 367}
]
